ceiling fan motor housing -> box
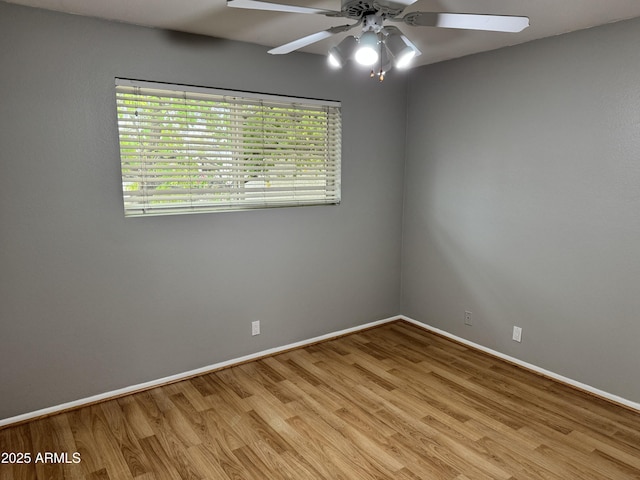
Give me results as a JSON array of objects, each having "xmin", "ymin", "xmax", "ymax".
[
  {"xmin": 362, "ymin": 13, "xmax": 385, "ymax": 32},
  {"xmin": 340, "ymin": 0, "xmax": 404, "ymax": 20}
]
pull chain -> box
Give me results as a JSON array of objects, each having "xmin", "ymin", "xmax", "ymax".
[
  {"xmin": 377, "ymin": 35, "xmax": 384, "ymax": 82},
  {"xmin": 368, "ymin": 33, "xmax": 385, "ymax": 82}
]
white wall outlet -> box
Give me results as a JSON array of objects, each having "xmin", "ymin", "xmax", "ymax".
[
  {"xmin": 251, "ymin": 320, "xmax": 260, "ymax": 336},
  {"xmin": 464, "ymin": 310, "xmax": 473, "ymax": 326},
  {"xmin": 512, "ymin": 326, "xmax": 522, "ymax": 343}
]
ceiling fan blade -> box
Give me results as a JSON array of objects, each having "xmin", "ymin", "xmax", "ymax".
[
  {"xmin": 384, "ymin": 0, "xmax": 419, "ymax": 8},
  {"xmin": 268, "ymin": 23, "xmax": 358, "ymax": 54},
  {"xmin": 401, "ymin": 12, "xmax": 529, "ymax": 33},
  {"xmin": 227, "ymin": 0, "xmax": 340, "ymax": 16}
]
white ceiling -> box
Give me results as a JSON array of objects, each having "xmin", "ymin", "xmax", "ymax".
[{"xmin": 6, "ymin": 0, "xmax": 640, "ymax": 67}]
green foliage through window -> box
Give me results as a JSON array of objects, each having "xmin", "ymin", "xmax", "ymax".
[{"xmin": 115, "ymin": 79, "xmax": 341, "ymax": 216}]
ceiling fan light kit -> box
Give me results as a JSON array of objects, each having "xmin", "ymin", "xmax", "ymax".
[
  {"xmin": 328, "ymin": 35, "xmax": 357, "ymax": 67},
  {"xmin": 329, "ymin": 27, "xmax": 418, "ymax": 81},
  {"xmin": 228, "ymin": 0, "xmax": 529, "ymax": 81},
  {"xmin": 354, "ymin": 30, "xmax": 380, "ymax": 66},
  {"xmin": 385, "ymin": 32, "xmax": 415, "ymax": 69}
]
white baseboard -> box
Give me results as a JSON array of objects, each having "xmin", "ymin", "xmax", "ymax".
[
  {"xmin": 2, "ymin": 314, "xmax": 638, "ymax": 427},
  {"xmin": 0, "ymin": 316, "xmax": 400, "ymax": 428},
  {"xmin": 399, "ymin": 315, "xmax": 640, "ymax": 413}
]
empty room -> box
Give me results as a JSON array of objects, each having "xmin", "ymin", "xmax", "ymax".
[{"xmin": 1, "ymin": 0, "xmax": 639, "ymax": 478}]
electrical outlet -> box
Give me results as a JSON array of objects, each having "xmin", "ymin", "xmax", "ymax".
[
  {"xmin": 464, "ymin": 310, "xmax": 472, "ymax": 326},
  {"xmin": 512, "ymin": 326, "xmax": 522, "ymax": 343},
  {"xmin": 252, "ymin": 320, "xmax": 260, "ymax": 336}
]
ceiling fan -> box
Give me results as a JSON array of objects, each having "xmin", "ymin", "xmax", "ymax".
[{"xmin": 227, "ymin": 0, "xmax": 529, "ymax": 80}]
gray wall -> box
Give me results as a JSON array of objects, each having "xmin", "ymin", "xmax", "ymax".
[
  {"xmin": 3, "ymin": 1, "xmax": 640, "ymax": 421},
  {"xmin": 402, "ymin": 18, "xmax": 640, "ymax": 402},
  {"xmin": 0, "ymin": 2, "xmax": 407, "ymax": 419}
]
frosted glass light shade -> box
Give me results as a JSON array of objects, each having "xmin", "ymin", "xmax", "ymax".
[
  {"xmin": 355, "ymin": 31, "xmax": 379, "ymax": 66},
  {"xmin": 327, "ymin": 36, "xmax": 357, "ymax": 68},
  {"xmin": 386, "ymin": 33, "xmax": 416, "ymax": 69}
]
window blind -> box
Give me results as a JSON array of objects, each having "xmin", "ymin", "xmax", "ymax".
[{"xmin": 115, "ymin": 79, "xmax": 341, "ymax": 217}]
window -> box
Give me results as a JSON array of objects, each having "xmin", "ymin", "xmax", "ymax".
[{"xmin": 115, "ymin": 79, "xmax": 341, "ymax": 217}]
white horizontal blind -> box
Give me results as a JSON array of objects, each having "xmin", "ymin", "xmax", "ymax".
[{"xmin": 115, "ymin": 79, "xmax": 341, "ymax": 216}]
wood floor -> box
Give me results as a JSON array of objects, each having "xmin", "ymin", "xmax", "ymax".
[{"xmin": 1, "ymin": 321, "xmax": 640, "ymax": 479}]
